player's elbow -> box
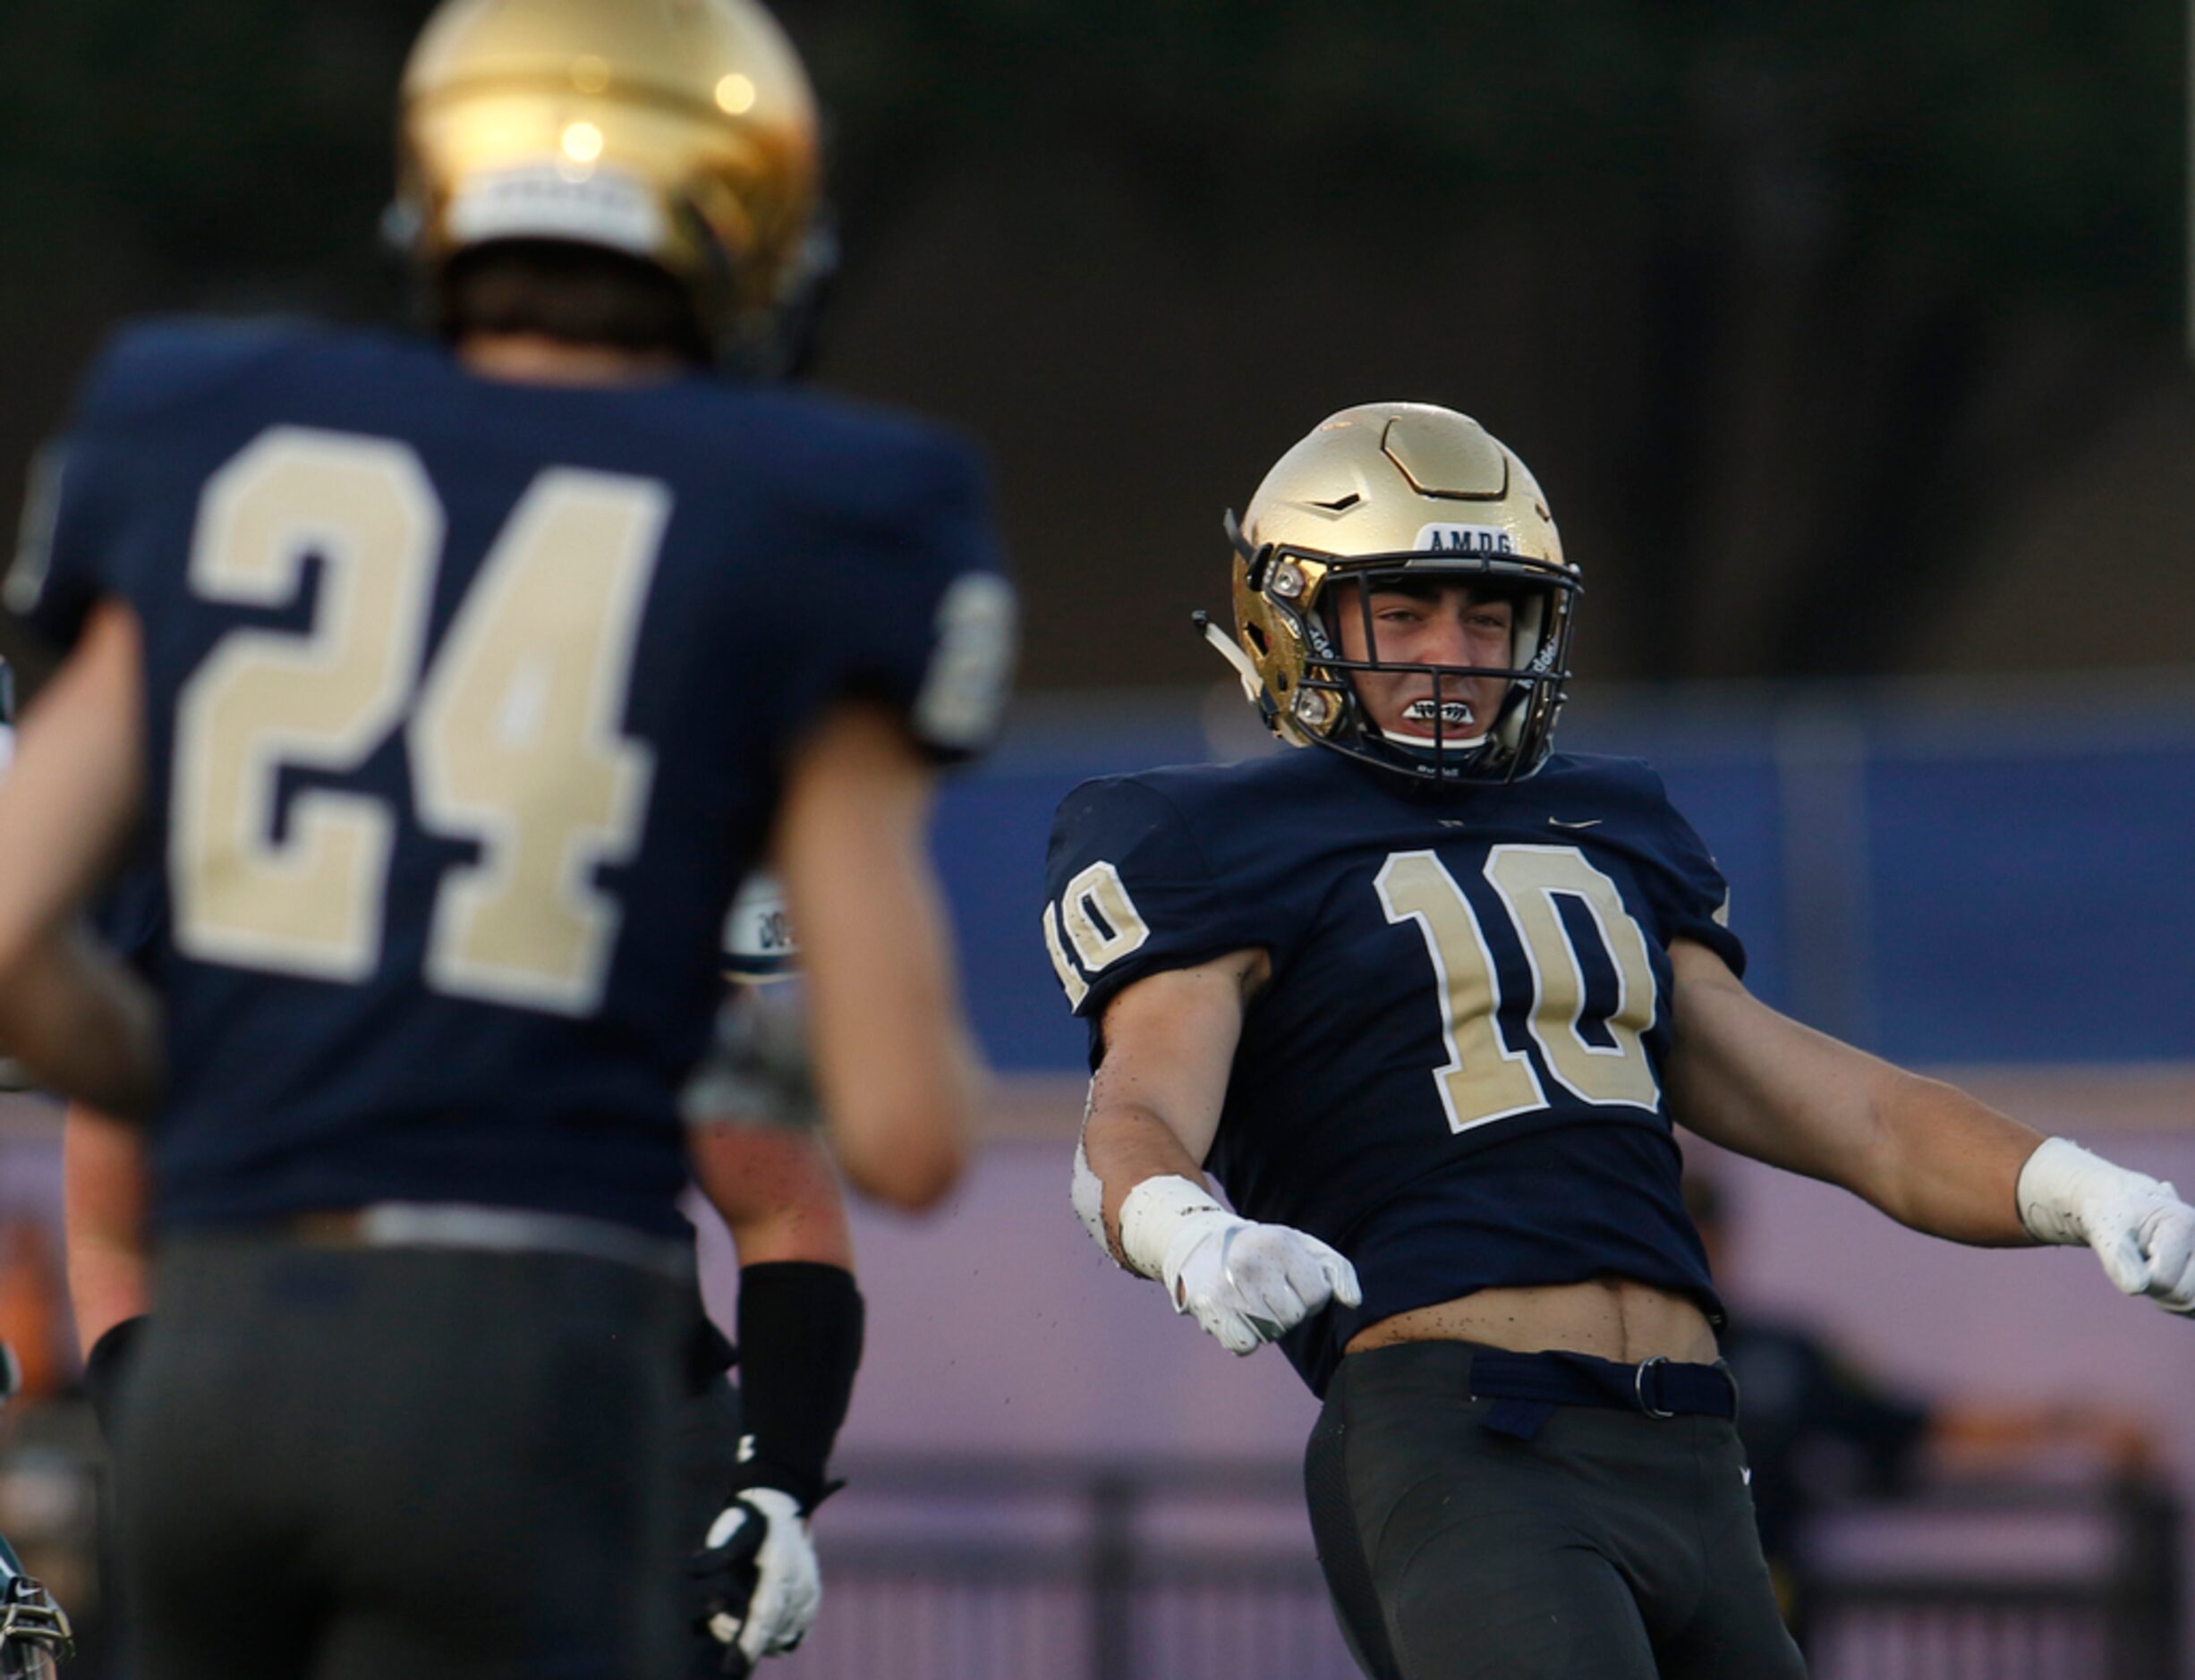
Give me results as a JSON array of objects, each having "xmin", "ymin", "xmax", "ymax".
[
  {"xmin": 836, "ymin": 1109, "xmax": 969, "ymax": 1212},
  {"xmin": 830, "ymin": 1062, "xmax": 980, "ymax": 1213},
  {"xmin": 851, "ymin": 1135, "xmax": 966, "ymax": 1213}
]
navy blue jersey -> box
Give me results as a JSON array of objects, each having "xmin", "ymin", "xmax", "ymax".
[
  {"xmin": 1045, "ymin": 747, "xmax": 1740, "ymax": 1396},
  {"xmin": 7, "ymin": 320, "xmax": 1012, "ymax": 1236}
]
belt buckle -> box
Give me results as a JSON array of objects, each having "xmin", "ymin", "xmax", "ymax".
[{"xmin": 1634, "ymin": 1354, "xmax": 1675, "ymax": 1419}]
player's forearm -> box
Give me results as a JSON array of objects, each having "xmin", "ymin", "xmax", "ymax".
[
  {"xmin": 778, "ymin": 703, "xmax": 976, "ymax": 1210},
  {"xmin": 817, "ymin": 1009, "xmax": 979, "ymax": 1213},
  {"xmin": 1692, "ymin": 1050, "xmax": 2038, "ymax": 1244},
  {"xmin": 68, "ymin": 1243, "xmax": 148, "ymax": 1353},
  {"xmin": 64, "ymin": 1102, "xmax": 154, "ymax": 1346},
  {"xmin": 1075, "ymin": 1100, "xmax": 1363, "ymax": 1347},
  {"xmin": 1859, "ymin": 1068, "xmax": 2042, "ymax": 1245},
  {"xmin": 731, "ymin": 1260, "xmax": 864, "ymax": 1512},
  {"xmin": 810, "ymin": 878, "xmax": 982, "ymax": 1212},
  {"xmin": 1076, "ymin": 958, "xmax": 1251, "ymax": 1255},
  {"xmin": 799, "ymin": 821, "xmax": 980, "ymax": 1209},
  {"xmin": 1669, "ymin": 943, "xmax": 2038, "ymax": 1244},
  {"xmin": 693, "ymin": 1124, "xmax": 855, "ymax": 1270},
  {"xmin": 0, "ymin": 928, "xmax": 162, "ymax": 1118},
  {"xmin": 1082, "ymin": 1102, "xmax": 1213, "ymax": 1267},
  {"xmin": 1858, "ymin": 1078, "xmax": 2194, "ymax": 1310}
]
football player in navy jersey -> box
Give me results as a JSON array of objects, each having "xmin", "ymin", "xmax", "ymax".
[
  {"xmin": 1046, "ymin": 403, "xmax": 2193, "ymax": 1680},
  {"xmin": 0, "ymin": 2, "xmax": 1011, "ymax": 1676}
]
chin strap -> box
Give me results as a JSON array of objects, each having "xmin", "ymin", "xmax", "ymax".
[{"xmin": 1194, "ymin": 613, "xmax": 1264, "ymax": 705}]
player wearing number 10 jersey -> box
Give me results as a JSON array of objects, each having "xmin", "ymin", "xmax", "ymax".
[
  {"xmin": 1048, "ymin": 404, "xmax": 2193, "ymax": 1680},
  {"xmin": 0, "ymin": 2, "xmax": 1009, "ymax": 1676},
  {"xmin": 1049, "ymin": 731, "xmax": 1734, "ymax": 1399}
]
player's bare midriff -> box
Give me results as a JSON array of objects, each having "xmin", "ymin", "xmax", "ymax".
[{"xmin": 1344, "ymin": 1276, "xmax": 1720, "ymax": 1365}]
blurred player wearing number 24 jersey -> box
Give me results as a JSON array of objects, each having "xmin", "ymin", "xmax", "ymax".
[
  {"xmin": 0, "ymin": 2, "xmax": 1013, "ymax": 1678},
  {"xmin": 1048, "ymin": 403, "xmax": 2194, "ymax": 1679}
]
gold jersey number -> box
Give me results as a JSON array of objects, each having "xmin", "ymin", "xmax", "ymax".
[
  {"xmin": 173, "ymin": 427, "xmax": 667, "ymax": 1016},
  {"xmin": 1377, "ymin": 844, "xmax": 1661, "ymax": 1133},
  {"xmin": 1042, "ymin": 859, "xmax": 1151, "ymax": 1011},
  {"xmin": 1042, "ymin": 843, "xmax": 1660, "ymax": 1141}
]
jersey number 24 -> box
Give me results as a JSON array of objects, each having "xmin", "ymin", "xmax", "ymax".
[{"xmin": 173, "ymin": 427, "xmax": 663, "ymax": 1017}]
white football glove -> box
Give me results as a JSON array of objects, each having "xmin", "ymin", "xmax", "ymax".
[
  {"xmin": 1118, "ymin": 1175, "xmax": 1361, "ymax": 1355},
  {"xmin": 693, "ymin": 1488, "xmax": 821, "ymax": 1671},
  {"xmin": 2018, "ymin": 1137, "xmax": 2195, "ymax": 1314}
]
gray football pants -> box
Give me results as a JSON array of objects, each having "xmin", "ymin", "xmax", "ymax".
[{"xmin": 1305, "ymin": 1341, "xmax": 1808, "ymax": 1680}]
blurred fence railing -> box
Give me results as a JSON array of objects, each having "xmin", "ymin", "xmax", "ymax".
[
  {"xmin": 3, "ymin": 1427, "xmax": 2181, "ymax": 1680},
  {"xmin": 783, "ymin": 1456, "xmax": 2183, "ymax": 1680},
  {"xmin": 1804, "ymin": 1480, "xmax": 2184, "ymax": 1680}
]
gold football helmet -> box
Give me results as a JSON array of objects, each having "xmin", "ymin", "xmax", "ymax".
[
  {"xmin": 392, "ymin": 0, "xmax": 826, "ymax": 364},
  {"xmin": 1204, "ymin": 403, "xmax": 1580, "ymax": 782}
]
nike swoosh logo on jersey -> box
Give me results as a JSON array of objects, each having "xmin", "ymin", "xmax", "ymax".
[{"xmin": 1548, "ymin": 818, "xmax": 1603, "ymax": 829}]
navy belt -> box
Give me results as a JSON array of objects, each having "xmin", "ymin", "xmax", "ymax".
[{"xmin": 1467, "ymin": 1346, "xmax": 1739, "ymax": 1442}]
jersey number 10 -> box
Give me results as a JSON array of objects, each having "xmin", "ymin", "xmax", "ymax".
[
  {"xmin": 1377, "ymin": 846, "xmax": 1660, "ymax": 1132},
  {"xmin": 1049, "ymin": 843, "xmax": 1663, "ymax": 1136},
  {"xmin": 173, "ymin": 427, "xmax": 665, "ymax": 1017}
]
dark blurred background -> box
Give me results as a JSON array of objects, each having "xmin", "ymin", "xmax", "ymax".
[
  {"xmin": 4, "ymin": 0, "xmax": 2192, "ymax": 692},
  {"xmin": 4, "ymin": 7, "xmax": 2195, "ymax": 1678}
]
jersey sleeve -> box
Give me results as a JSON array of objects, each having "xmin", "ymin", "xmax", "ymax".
[
  {"xmin": 778, "ymin": 432, "xmax": 1017, "ymax": 765},
  {"xmin": 1043, "ymin": 776, "xmax": 1274, "ymax": 1039},
  {"xmin": 4, "ymin": 437, "xmax": 113, "ymax": 656},
  {"xmin": 1642, "ymin": 774, "xmax": 1748, "ymax": 977}
]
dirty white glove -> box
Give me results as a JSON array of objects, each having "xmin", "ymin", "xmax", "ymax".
[
  {"xmin": 2018, "ymin": 1137, "xmax": 2195, "ymax": 1314},
  {"xmin": 1119, "ymin": 1175, "xmax": 1361, "ymax": 1354}
]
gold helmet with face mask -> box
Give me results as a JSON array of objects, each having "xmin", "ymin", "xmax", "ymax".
[
  {"xmin": 391, "ymin": 0, "xmax": 828, "ymax": 367},
  {"xmin": 1204, "ymin": 403, "xmax": 1581, "ymax": 783}
]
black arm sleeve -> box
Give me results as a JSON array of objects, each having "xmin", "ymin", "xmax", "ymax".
[{"xmin": 728, "ymin": 1261, "xmax": 864, "ymax": 1513}]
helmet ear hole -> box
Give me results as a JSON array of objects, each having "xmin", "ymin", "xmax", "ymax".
[{"xmin": 1245, "ymin": 624, "xmax": 1270, "ymax": 657}]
